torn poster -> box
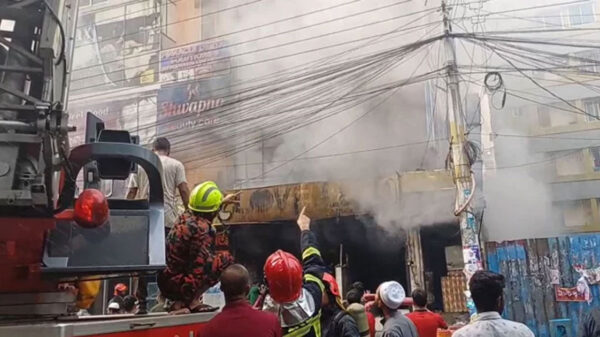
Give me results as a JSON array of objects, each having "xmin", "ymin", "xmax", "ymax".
[
  {"xmin": 574, "ymin": 265, "xmax": 600, "ymax": 285},
  {"xmin": 550, "ymin": 269, "xmax": 560, "ymax": 285},
  {"xmin": 555, "ymin": 277, "xmax": 591, "ymax": 303}
]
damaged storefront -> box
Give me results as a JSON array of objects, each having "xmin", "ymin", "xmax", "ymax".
[{"xmin": 222, "ymin": 170, "xmax": 469, "ymax": 319}]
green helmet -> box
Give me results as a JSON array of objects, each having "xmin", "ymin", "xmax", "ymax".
[{"xmin": 188, "ymin": 181, "xmax": 223, "ymax": 213}]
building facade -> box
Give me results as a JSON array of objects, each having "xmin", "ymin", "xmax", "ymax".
[
  {"xmin": 68, "ymin": 0, "xmax": 235, "ymax": 191},
  {"xmin": 481, "ymin": 0, "xmax": 600, "ymax": 235}
]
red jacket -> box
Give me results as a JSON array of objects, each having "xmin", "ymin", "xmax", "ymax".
[
  {"xmin": 199, "ymin": 300, "xmax": 282, "ymax": 337},
  {"xmin": 366, "ymin": 311, "xmax": 375, "ymax": 337},
  {"xmin": 406, "ymin": 310, "xmax": 448, "ymax": 337}
]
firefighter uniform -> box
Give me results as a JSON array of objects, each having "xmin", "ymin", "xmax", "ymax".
[
  {"xmin": 265, "ymin": 229, "xmax": 328, "ymax": 337},
  {"xmin": 157, "ymin": 182, "xmax": 234, "ymax": 306}
]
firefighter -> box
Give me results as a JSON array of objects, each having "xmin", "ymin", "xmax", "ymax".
[
  {"xmin": 263, "ymin": 207, "xmax": 328, "ymax": 337},
  {"xmin": 157, "ymin": 181, "xmax": 235, "ymax": 314}
]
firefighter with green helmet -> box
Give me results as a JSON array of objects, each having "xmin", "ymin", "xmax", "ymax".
[{"xmin": 157, "ymin": 181, "xmax": 237, "ymax": 314}]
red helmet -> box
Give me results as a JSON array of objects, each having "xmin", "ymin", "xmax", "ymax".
[
  {"xmin": 323, "ymin": 273, "xmax": 340, "ymax": 297},
  {"xmin": 264, "ymin": 250, "xmax": 303, "ymax": 303},
  {"xmin": 114, "ymin": 283, "xmax": 128, "ymax": 296}
]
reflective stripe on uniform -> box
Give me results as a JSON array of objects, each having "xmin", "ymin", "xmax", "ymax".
[
  {"xmin": 201, "ymin": 186, "xmax": 218, "ymax": 201},
  {"xmin": 302, "ymin": 247, "xmax": 321, "ymax": 260},
  {"xmin": 284, "ymin": 311, "xmax": 322, "ymax": 337},
  {"xmin": 303, "ymin": 274, "xmax": 325, "ymax": 293},
  {"xmin": 283, "ymin": 275, "xmax": 325, "ymax": 337}
]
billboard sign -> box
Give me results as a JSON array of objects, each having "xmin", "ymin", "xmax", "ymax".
[
  {"xmin": 156, "ymin": 77, "xmax": 229, "ymax": 136},
  {"xmin": 159, "ymin": 40, "xmax": 230, "ymax": 83}
]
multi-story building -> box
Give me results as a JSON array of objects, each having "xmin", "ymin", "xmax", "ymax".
[
  {"xmin": 68, "ymin": 0, "xmax": 235, "ymax": 191},
  {"xmin": 480, "ymin": 0, "xmax": 600, "ymax": 236}
]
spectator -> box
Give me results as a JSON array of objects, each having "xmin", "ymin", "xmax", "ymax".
[
  {"xmin": 346, "ymin": 288, "xmax": 372, "ymax": 337},
  {"xmin": 453, "ymin": 270, "xmax": 534, "ymax": 337},
  {"xmin": 406, "ymin": 288, "xmax": 447, "ymax": 337},
  {"xmin": 579, "ymin": 308, "xmax": 600, "ymax": 337},
  {"xmin": 113, "ymin": 283, "xmax": 128, "ymax": 298},
  {"xmin": 352, "ymin": 282, "xmax": 365, "ymax": 294},
  {"xmin": 375, "ymin": 281, "xmax": 418, "ymax": 337},
  {"xmin": 106, "ymin": 300, "xmax": 122, "ymax": 315},
  {"xmin": 123, "ymin": 295, "xmax": 138, "ymax": 314},
  {"xmin": 321, "ymin": 273, "xmax": 360, "ymax": 337},
  {"xmin": 248, "ymin": 282, "xmax": 260, "ymax": 305},
  {"xmin": 106, "ymin": 283, "xmax": 128, "ymax": 314},
  {"xmin": 127, "ymin": 137, "xmax": 190, "ymax": 235},
  {"xmin": 199, "ymin": 264, "xmax": 281, "ymax": 337}
]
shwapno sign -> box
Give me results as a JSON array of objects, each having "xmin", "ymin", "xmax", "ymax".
[{"xmin": 156, "ymin": 78, "xmax": 229, "ymax": 135}]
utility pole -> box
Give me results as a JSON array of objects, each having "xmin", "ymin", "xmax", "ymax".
[{"xmin": 441, "ymin": 0, "xmax": 482, "ymax": 317}]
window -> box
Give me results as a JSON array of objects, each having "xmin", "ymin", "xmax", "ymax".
[
  {"xmin": 563, "ymin": 2, "xmax": 595, "ymax": 26},
  {"xmin": 512, "ymin": 108, "xmax": 523, "ymax": 117},
  {"xmin": 562, "ymin": 199, "xmax": 593, "ymax": 228},
  {"xmin": 71, "ymin": 2, "xmax": 161, "ymax": 94},
  {"xmin": 201, "ymin": 0, "xmax": 219, "ymax": 39},
  {"xmin": 584, "ymin": 98, "xmax": 600, "ymax": 122},
  {"xmin": 160, "ymin": 0, "xmax": 177, "ymax": 47},
  {"xmin": 573, "ymin": 50, "xmax": 600, "ymax": 73},
  {"xmin": 538, "ymin": 106, "xmax": 551, "ymax": 127},
  {"xmin": 591, "ymin": 147, "xmax": 600, "ymax": 172},
  {"xmin": 79, "ymin": 0, "xmax": 107, "ymax": 8},
  {"xmin": 540, "ymin": 10, "xmax": 564, "ymax": 28}
]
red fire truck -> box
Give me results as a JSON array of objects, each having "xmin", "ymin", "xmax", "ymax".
[{"xmin": 0, "ymin": 0, "xmax": 215, "ymax": 335}]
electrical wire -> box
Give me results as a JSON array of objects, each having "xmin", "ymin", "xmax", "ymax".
[
  {"xmin": 73, "ymin": 0, "xmax": 264, "ymax": 49},
  {"xmin": 79, "ymin": 17, "xmax": 443, "ymax": 147},
  {"xmin": 69, "ymin": 7, "xmax": 439, "ymax": 86},
  {"xmin": 237, "ymin": 39, "xmax": 437, "ymax": 186},
  {"xmin": 71, "ymin": 20, "xmax": 441, "ymax": 93},
  {"xmin": 166, "ymin": 30, "xmax": 444, "ymax": 166},
  {"xmin": 181, "ymin": 130, "xmax": 600, "ymax": 171},
  {"xmin": 466, "ymin": 36, "xmax": 600, "ymax": 121},
  {"xmin": 71, "ymin": 0, "xmax": 422, "ymax": 74},
  {"xmin": 70, "ymin": 8, "xmax": 439, "ymax": 107},
  {"xmin": 168, "ymin": 28, "xmax": 440, "ymax": 167}
]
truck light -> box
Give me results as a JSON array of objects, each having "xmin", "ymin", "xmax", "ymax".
[{"xmin": 74, "ymin": 189, "xmax": 109, "ymax": 229}]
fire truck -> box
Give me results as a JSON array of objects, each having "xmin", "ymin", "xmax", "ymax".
[{"xmin": 0, "ymin": 0, "xmax": 215, "ymax": 335}]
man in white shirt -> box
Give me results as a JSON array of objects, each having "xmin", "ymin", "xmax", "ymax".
[
  {"xmin": 453, "ymin": 270, "xmax": 534, "ymax": 337},
  {"xmin": 127, "ymin": 137, "xmax": 190, "ymax": 233}
]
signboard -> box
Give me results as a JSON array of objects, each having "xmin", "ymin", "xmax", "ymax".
[
  {"xmin": 223, "ymin": 182, "xmax": 356, "ymax": 224},
  {"xmin": 68, "ymin": 97, "xmax": 157, "ymax": 147},
  {"xmin": 555, "ymin": 286, "xmax": 586, "ymax": 302},
  {"xmin": 156, "ymin": 78, "xmax": 228, "ymax": 135},
  {"xmin": 159, "ymin": 40, "xmax": 230, "ymax": 83}
]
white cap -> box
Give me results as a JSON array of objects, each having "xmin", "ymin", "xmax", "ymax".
[
  {"xmin": 108, "ymin": 302, "xmax": 120, "ymax": 310},
  {"xmin": 378, "ymin": 281, "xmax": 406, "ymax": 310}
]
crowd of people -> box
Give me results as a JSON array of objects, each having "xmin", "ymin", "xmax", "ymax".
[
  {"xmin": 100, "ymin": 137, "xmax": 573, "ymax": 336},
  {"xmin": 104, "ymin": 283, "xmax": 139, "ymax": 315}
]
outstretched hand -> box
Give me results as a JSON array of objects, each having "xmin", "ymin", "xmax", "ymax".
[
  {"xmin": 222, "ymin": 192, "xmax": 241, "ymax": 204},
  {"xmin": 297, "ymin": 206, "xmax": 311, "ymax": 231}
]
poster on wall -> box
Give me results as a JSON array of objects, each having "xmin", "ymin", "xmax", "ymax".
[
  {"xmin": 555, "ymin": 286, "xmax": 586, "ymax": 302},
  {"xmin": 549, "ymin": 319, "xmax": 573, "ymax": 337},
  {"xmin": 159, "ymin": 40, "xmax": 231, "ymax": 83},
  {"xmin": 156, "ymin": 77, "xmax": 229, "ymax": 137}
]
